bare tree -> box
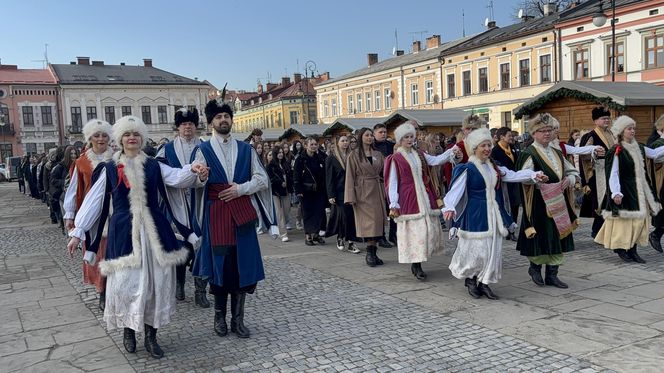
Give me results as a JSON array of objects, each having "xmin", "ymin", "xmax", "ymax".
[{"xmin": 511, "ymin": 0, "xmax": 580, "ymax": 20}]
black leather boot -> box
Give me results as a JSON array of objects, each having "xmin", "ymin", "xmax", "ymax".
[
  {"xmin": 615, "ymin": 249, "xmax": 632, "ymax": 262},
  {"xmin": 544, "ymin": 265, "xmax": 568, "ymax": 288},
  {"xmin": 649, "ymin": 230, "xmax": 663, "ymax": 253},
  {"xmin": 373, "ymin": 246, "xmax": 384, "ymax": 265},
  {"xmin": 123, "ymin": 328, "xmax": 136, "ymax": 353},
  {"xmin": 144, "ymin": 324, "xmax": 164, "ymax": 358},
  {"xmin": 528, "ymin": 262, "xmax": 544, "ymax": 286},
  {"xmin": 98, "ymin": 291, "xmax": 105, "ymax": 312},
  {"xmin": 230, "ymin": 292, "xmax": 250, "ymax": 338},
  {"xmin": 194, "ymin": 277, "xmax": 211, "ymax": 308},
  {"xmin": 175, "ymin": 264, "xmax": 186, "ymax": 301},
  {"xmin": 365, "ymin": 246, "xmax": 377, "ymax": 267},
  {"xmin": 478, "ymin": 283, "xmax": 499, "ymax": 300},
  {"xmin": 464, "ymin": 277, "xmax": 482, "ymax": 298},
  {"xmin": 214, "ymin": 293, "xmax": 228, "ymax": 337},
  {"xmin": 410, "ymin": 263, "xmax": 427, "ymax": 281},
  {"xmin": 627, "ymin": 245, "xmax": 646, "ymax": 264}
]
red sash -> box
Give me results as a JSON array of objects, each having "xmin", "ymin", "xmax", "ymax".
[{"xmin": 207, "ymin": 184, "xmax": 258, "ymax": 248}]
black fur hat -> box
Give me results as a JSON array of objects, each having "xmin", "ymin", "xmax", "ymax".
[
  {"xmin": 174, "ymin": 107, "xmax": 199, "ymax": 127},
  {"xmin": 592, "ymin": 106, "xmax": 610, "ymax": 121},
  {"xmin": 204, "ymin": 100, "xmax": 233, "ymax": 124}
]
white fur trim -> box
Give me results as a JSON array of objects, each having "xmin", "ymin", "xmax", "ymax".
[
  {"xmin": 113, "ymin": 116, "xmax": 149, "ymax": 148},
  {"xmin": 99, "ymin": 153, "xmax": 189, "ymax": 276},
  {"xmin": 467, "ymin": 156, "xmax": 509, "ymax": 238},
  {"xmin": 465, "ymin": 128, "xmax": 492, "ymax": 152},
  {"xmin": 394, "ymin": 122, "xmax": 416, "ymax": 144},
  {"xmin": 83, "ymin": 119, "xmax": 113, "ymax": 142},
  {"xmin": 84, "ymin": 148, "xmax": 114, "ymax": 169},
  {"xmin": 394, "ymin": 148, "xmax": 441, "ymax": 226},
  {"xmin": 610, "ymin": 115, "xmax": 636, "ymax": 138}
]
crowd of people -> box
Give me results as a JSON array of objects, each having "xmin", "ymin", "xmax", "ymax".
[{"xmin": 9, "ymin": 100, "xmax": 660, "ymax": 359}]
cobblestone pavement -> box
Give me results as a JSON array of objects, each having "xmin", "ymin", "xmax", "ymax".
[{"xmin": 1, "ymin": 182, "xmax": 662, "ymax": 372}]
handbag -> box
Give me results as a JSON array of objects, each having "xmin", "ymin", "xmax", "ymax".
[{"xmin": 302, "ymin": 164, "xmax": 318, "ymax": 192}]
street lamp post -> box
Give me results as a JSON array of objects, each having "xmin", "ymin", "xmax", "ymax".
[{"xmin": 592, "ymin": 0, "xmax": 617, "ymax": 82}]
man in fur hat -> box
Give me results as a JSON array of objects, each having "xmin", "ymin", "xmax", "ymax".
[
  {"xmin": 579, "ymin": 107, "xmax": 615, "ymax": 238},
  {"xmin": 191, "ymin": 99, "xmax": 277, "ymax": 339},
  {"xmin": 517, "ymin": 113, "xmax": 580, "ymax": 289},
  {"xmin": 156, "ymin": 108, "xmax": 209, "ymax": 307}
]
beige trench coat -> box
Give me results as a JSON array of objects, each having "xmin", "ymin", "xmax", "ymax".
[{"xmin": 344, "ymin": 150, "xmax": 386, "ymax": 238}]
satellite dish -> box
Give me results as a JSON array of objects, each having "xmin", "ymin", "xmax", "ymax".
[
  {"xmin": 518, "ymin": 9, "xmax": 524, "ymax": 19},
  {"xmin": 484, "ymin": 18, "xmax": 489, "ymax": 26}
]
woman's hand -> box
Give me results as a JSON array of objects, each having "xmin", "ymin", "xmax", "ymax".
[
  {"xmin": 64, "ymin": 219, "xmax": 74, "ymax": 231},
  {"xmin": 67, "ymin": 237, "xmax": 80, "ymax": 258},
  {"xmin": 328, "ymin": 198, "xmax": 336, "ymax": 204},
  {"xmin": 443, "ymin": 210, "xmax": 455, "ymax": 221}
]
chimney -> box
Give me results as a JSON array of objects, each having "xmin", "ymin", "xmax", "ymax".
[
  {"xmin": 281, "ymin": 76, "xmax": 291, "ymax": 86},
  {"xmin": 367, "ymin": 53, "xmax": 379, "ymax": 66},
  {"xmin": 543, "ymin": 2, "xmax": 557, "ymax": 16},
  {"xmin": 76, "ymin": 56, "xmax": 90, "ymax": 65},
  {"xmin": 143, "ymin": 58, "xmax": 153, "ymax": 67},
  {"xmin": 266, "ymin": 83, "xmax": 277, "ymax": 91},
  {"xmin": 412, "ymin": 41, "xmax": 421, "ymax": 53},
  {"xmin": 294, "ymin": 73, "xmax": 302, "ymax": 83},
  {"xmin": 0, "ymin": 65, "xmax": 18, "ymax": 70},
  {"xmin": 396, "ymin": 50, "xmax": 405, "ymax": 56},
  {"xmin": 91, "ymin": 60, "xmax": 104, "ymax": 66},
  {"xmin": 426, "ymin": 35, "xmax": 441, "ymax": 49},
  {"xmin": 257, "ymin": 83, "xmax": 263, "ymax": 94},
  {"xmin": 487, "ymin": 20, "xmax": 497, "ymax": 29},
  {"xmin": 320, "ymin": 72, "xmax": 330, "ymax": 81},
  {"xmin": 120, "ymin": 62, "xmax": 126, "ymax": 66}
]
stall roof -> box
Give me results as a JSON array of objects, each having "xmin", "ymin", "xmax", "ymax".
[
  {"xmin": 322, "ymin": 117, "xmax": 387, "ymax": 136},
  {"xmin": 383, "ymin": 109, "xmax": 468, "ymax": 127},
  {"xmin": 514, "ymin": 81, "xmax": 664, "ymax": 119}
]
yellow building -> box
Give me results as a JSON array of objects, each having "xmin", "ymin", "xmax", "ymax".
[
  {"xmin": 316, "ymin": 9, "xmax": 561, "ymax": 134},
  {"xmin": 233, "ymin": 73, "xmax": 328, "ymax": 133}
]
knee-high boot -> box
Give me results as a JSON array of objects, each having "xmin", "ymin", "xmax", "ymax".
[
  {"xmin": 544, "ymin": 265, "xmax": 568, "ymax": 288},
  {"xmin": 214, "ymin": 292, "xmax": 228, "ymax": 336},
  {"xmin": 230, "ymin": 292, "xmax": 250, "ymax": 338},
  {"xmin": 194, "ymin": 277, "xmax": 211, "ymax": 308},
  {"xmin": 144, "ymin": 324, "xmax": 164, "ymax": 358},
  {"xmin": 649, "ymin": 228, "xmax": 664, "ymax": 253},
  {"xmin": 175, "ymin": 264, "xmax": 186, "ymax": 301}
]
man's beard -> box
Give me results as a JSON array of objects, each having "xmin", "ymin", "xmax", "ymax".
[{"xmin": 214, "ymin": 123, "xmax": 231, "ymax": 135}]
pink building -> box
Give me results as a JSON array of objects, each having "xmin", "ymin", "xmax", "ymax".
[{"xmin": 0, "ymin": 64, "xmax": 60, "ymax": 158}]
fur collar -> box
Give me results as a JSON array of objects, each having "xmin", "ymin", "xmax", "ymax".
[{"xmin": 84, "ymin": 147, "xmax": 114, "ymax": 169}]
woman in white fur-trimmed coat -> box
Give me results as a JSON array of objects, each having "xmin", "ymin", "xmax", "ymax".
[
  {"xmin": 595, "ymin": 115, "xmax": 664, "ymax": 263},
  {"xmin": 443, "ymin": 128, "xmax": 545, "ymax": 300},
  {"xmin": 66, "ymin": 116, "xmax": 208, "ymax": 359}
]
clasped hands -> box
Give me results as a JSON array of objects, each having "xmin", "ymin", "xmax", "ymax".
[{"xmin": 191, "ymin": 163, "xmax": 210, "ymax": 181}]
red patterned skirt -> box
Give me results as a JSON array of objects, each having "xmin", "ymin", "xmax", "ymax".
[{"xmin": 82, "ymin": 237, "xmax": 107, "ymax": 293}]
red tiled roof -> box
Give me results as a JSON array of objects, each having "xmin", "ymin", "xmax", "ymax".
[{"xmin": 0, "ymin": 66, "xmax": 57, "ymax": 84}]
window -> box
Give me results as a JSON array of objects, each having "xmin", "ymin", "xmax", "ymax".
[
  {"xmin": 86, "ymin": 107, "xmax": 97, "ymax": 120},
  {"xmin": 500, "ymin": 63, "xmax": 510, "ymax": 89},
  {"xmin": 502, "ymin": 111, "xmax": 512, "ymax": 127},
  {"xmin": 348, "ymin": 96, "xmax": 354, "ymax": 114},
  {"xmin": 70, "ymin": 107, "xmax": 82, "ymax": 133},
  {"xmin": 356, "ymin": 93, "xmax": 362, "ymax": 112},
  {"xmin": 277, "ymin": 112, "xmax": 282, "ymax": 126},
  {"xmin": 462, "ymin": 71, "xmax": 471, "ymax": 95},
  {"xmin": 22, "ymin": 106, "xmax": 34, "ymax": 126},
  {"xmin": 645, "ymin": 35, "xmax": 664, "ymax": 69},
  {"xmin": 540, "ymin": 54, "xmax": 551, "ymax": 83},
  {"xmin": 607, "ymin": 41, "xmax": 625, "ymax": 74},
  {"xmin": 478, "ymin": 68, "xmax": 488, "ymax": 93},
  {"xmin": 331, "ymin": 99, "xmax": 337, "ymax": 116},
  {"xmin": 375, "ymin": 90, "xmax": 381, "ymax": 111},
  {"xmin": 289, "ymin": 110, "xmax": 298, "ymax": 124},
  {"xmin": 158, "ymin": 105, "xmax": 168, "ymax": 124},
  {"xmin": 384, "ymin": 88, "xmax": 391, "ymax": 110},
  {"xmin": 410, "ymin": 83, "xmax": 419, "ymax": 105},
  {"xmin": 25, "ymin": 143, "xmax": 37, "ymax": 154},
  {"xmin": 366, "ymin": 92, "xmax": 371, "ymax": 112},
  {"xmin": 121, "ymin": 106, "xmax": 132, "ymax": 117},
  {"xmin": 519, "ymin": 59, "xmax": 530, "ymax": 86},
  {"xmin": 574, "ymin": 49, "xmax": 589, "ymax": 79},
  {"xmin": 0, "ymin": 106, "xmax": 8, "ymax": 124},
  {"xmin": 425, "ymin": 80, "xmax": 434, "ymax": 103},
  {"xmin": 0, "ymin": 144, "xmax": 12, "ymax": 161},
  {"xmin": 41, "ymin": 106, "xmax": 53, "ymax": 125},
  {"xmin": 323, "ymin": 100, "xmax": 329, "ymax": 117},
  {"xmin": 309, "ymin": 109, "xmax": 317, "ymax": 124},
  {"xmin": 447, "ymin": 74, "xmax": 455, "ymax": 98},
  {"xmin": 141, "ymin": 106, "xmax": 152, "ymax": 124},
  {"xmin": 105, "ymin": 106, "xmax": 115, "ymax": 124}
]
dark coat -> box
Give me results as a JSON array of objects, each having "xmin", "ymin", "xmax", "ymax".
[
  {"xmin": 49, "ymin": 162, "xmax": 68, "ymax": 200},
  {"xmin": 293, "ymin": 151, "xmax": 326, "ymax": 195},
  {"xmin": 325, "ymin": 155, "xmax": 346, "ymax": 203},
  {"xmin": 266, "ymin": 160, "xmax": 293, "ymax": 197},
  {"xmin": 374, "ymin": 140, "xmax": 394, "ymax": 158},
  {"xmin": 491, "ymin": 144, "xmax": 521, "ymax": 206}
]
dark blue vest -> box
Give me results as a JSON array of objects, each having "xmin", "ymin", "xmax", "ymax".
[{"xmin": 163, "ymin": 141, "xmax": 182, "ymax": 168}]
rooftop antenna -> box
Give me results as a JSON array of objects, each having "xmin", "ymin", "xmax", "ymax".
[
  {"xmin": 462, "ymin": 9, "xmax": 466, "ymax": 37},
  {"xmin": 392, "ymin": 28, "xmax": 399, "ymax": 55},
  {"xmin": 408, "ymin": 30, "xmax": 428, "ymax": 43},
  {"xmin": 487, "ymin": 0, "xmax": 495, "ymax": 21},
  {"xmin": 31, "ymin": 43, "xmax": 49, "ymax": 68}
]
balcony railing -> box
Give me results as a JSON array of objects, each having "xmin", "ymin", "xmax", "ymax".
[{"xmin": 69, "ymin": 125, "xmax": 83, "ymax": 134}]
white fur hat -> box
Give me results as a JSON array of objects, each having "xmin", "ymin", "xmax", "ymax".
[
  {"xmin": 394, "ymin": 121, "xmax": 417, "ymax": 144},
  {"xmin": 113, "ymin": 115, "xmax": 148, "ymax": 148},
  {"xmin": 82, "ymin": 119, "xmax": 113, "ymax": 142},
  {"xmin": 611, "ymin": 115, "xmax": 636, "ymax": 137},
  {"xmin": 465, "ymin": 127, "xmax": 493, "ymax": 152}
]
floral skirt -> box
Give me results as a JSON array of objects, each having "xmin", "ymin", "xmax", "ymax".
[{"xmin": 396, "ymin": 214, "xmax": 443, "ymax": 263}]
